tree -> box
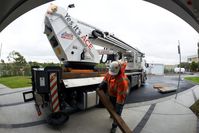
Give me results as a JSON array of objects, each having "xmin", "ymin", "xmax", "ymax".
[
  {"xmin": 5, "ymin": 51, "xmax": 27, "ymax": 76},
  {"xmin": 179, "ymin": 62, "xmax": 190, "ymax": 71},
  {"xmin": 7, "ymin": 51, "xmax": 27, "ymax": 65},
  {"xmin": 190, "ymin": 61, "xmax": 198, "ymax": 72},
  {"xmin": 0, "ymin": 59, "xmax": 5, "ymax": 63},
  {"xmin": 28, "ymin": 61, "xmax": 39, "ymax": 66}
]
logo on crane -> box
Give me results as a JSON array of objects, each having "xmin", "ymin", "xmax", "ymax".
[
  {"xmin": 65, "ymin": 13, "xmax": 82, "ymax": 36},
  {"xmin": 61, "ymin": 32, "xmax": 73, "ymax": 40},
  {"xmin": 81, "ymin": 35, "xmax": 93, "ymax": 49}
]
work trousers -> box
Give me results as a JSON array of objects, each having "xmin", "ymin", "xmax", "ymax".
[{"xmin": 109, "ymin": 96, "xmax": 124, "ymax": 129}]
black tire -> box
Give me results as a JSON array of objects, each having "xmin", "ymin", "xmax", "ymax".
[
  {"xmin": 92, "ymin": 30, "xmax": 104, "ymax": 38},
  {"xmin": 137, "ymin": 75, "xmax": 142, "ymax": 88},
  {"xmin": 142, "ymin": 73, "xmax": 147, "ymax": 85},
  {"xmin": 46, "ymin": 112, "xmax": 69, "ymax": 126}
]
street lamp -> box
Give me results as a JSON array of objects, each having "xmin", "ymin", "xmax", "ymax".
[
  {"xmin": 66, "ymin": 4, "xmax": 75, "ymax": 12},
  {"xmin": 175, "ymin": 40, "xmax": 182, "ymax": 99},
  {"xmin": 0, "ymin": 43, "xmax": 2, "ymax": 61},
  {"xmin": 197, "ymin": 41, "xmax": 199, "ymax": 62}
]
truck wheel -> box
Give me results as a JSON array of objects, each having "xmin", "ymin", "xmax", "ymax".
[
  {"xmin": 46, "ymin": 112, "xmax": 69, "ymax": 126},
  {"xmin": 137, "ymin": 76, "xmax": 141, "ymax": 88}
]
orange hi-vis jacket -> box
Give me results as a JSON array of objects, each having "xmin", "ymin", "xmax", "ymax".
[{"xmin": 103, "ymin": 62, "xmax": 129, "ymax": 104}]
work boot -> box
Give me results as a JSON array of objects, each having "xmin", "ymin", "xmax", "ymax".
[{"xmin": 110, "ymin": 127, "xmax": 116, "ymax": 133}]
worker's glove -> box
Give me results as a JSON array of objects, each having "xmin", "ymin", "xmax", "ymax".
[
  {"xmin": 98, "ymin": 81, "xmax": 107, "ymax": 92},
  {"xmin": 115, "ymin": 103, "xmax": 124, "ymax": 116}
]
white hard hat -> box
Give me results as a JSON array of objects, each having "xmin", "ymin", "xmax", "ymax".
[{"xmin": 109, "ymin": 61, "xmax": 120, "ymax": 75}]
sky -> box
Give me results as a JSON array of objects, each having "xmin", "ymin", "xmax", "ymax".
[{"xmin": 0, "ymin": 0, "xmax": 199, "ymax": 65}]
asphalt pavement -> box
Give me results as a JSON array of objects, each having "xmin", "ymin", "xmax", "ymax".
[
  {"xmin": 0, "ymin": 75, "xmax": 198, "ymax": 133},
  {"xmin": 126, "ymin": 74, "xmax": 195, "ymax": 103}
]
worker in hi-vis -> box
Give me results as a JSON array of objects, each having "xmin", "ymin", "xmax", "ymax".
[{"xmin": 98, "ymin": 61, "xmax": 129, "ymax": 133}]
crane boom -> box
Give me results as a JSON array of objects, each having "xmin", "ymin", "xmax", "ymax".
[{"xmin": 44, "ymin": 4, "xmax": 145, "ymax": 71}]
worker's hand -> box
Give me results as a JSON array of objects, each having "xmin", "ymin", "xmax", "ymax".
[
  {"xmin": 96, "ymin": 87, "xmax": 102, "ymax": 91},
  {"xmin": 98, "ymin": 81, "xmax": 107, "ymax": 92}
]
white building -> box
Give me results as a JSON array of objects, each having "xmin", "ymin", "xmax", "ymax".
[
  {"xmin": 147, "ymin": 63, "xmax": 164, "ymax": 75},
  {"xmin": 187, "ymin": 55, "xmax": 198, "ymax": 63}
]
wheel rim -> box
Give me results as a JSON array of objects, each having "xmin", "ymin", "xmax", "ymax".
[{"xmin": 138, "ymin": 76, "xmax": 141, "ymax": 88}]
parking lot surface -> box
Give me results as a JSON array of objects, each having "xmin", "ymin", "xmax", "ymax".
[{"xmin": 0, "ymin": 75, "xmax": 198, "ymax": 133}]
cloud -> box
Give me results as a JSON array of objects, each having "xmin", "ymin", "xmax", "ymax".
[{"xmin": 0, "ymin": 0, "xmax": 198, "ymax": 64}]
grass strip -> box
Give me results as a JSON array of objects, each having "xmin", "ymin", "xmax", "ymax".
[
  {"xmin": 185, "ymin": 77, "xmax": 199, "ymax": 84},
  {"xmin": 190, "ymin": 100, "xmax": 199, "ymax": 117},
  {"xmin": 0, "ymin": 76, "xmax": 31, "ymax": 89}
]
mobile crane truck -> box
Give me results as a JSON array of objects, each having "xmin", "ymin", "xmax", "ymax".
[{"xmin": 23, "ymin": 3, "xmax": 147, "ymax": 125}]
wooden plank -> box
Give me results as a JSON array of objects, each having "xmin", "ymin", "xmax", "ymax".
[
  {"xmin": 153, "ymin": 83, "xmax": 165, "ymax": 89},
  {"xmin": 96, "ymin": 89, "xmax": 132, "ymax": 133},
  {"xmin": 153, "ymin": 83, "xmax": 177, "ymax": 93}
]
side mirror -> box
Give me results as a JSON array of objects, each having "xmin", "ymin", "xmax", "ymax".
[
  {"xmin": 68, "ymin": 4, "xmax": 75, "ymax": 8},
  {"xmin": 145, "ymin": 63, "xmax": 149, "ymax": 68}
]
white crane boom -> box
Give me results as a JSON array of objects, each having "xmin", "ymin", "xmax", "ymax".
[{"xmin": 44, "ymin": 4, "xmax": 144, "ymax": 70}]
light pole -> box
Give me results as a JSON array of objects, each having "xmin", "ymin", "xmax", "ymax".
[
  {"xmin": 197, "ymin": 41, "xmax": 199, "ymax": 64},
  {"xmin": 175, "ymin": 40, "xmax": 182, "ymax": 99},
  {"xmin": 66, "ymin": 4, "xmax": 75, "ymax": 13},
  {"xmin": 0, "ymin": 43, "xmax": 2, "ymax": 61}
]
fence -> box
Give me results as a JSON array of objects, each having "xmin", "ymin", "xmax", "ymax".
[{"xmin": 0, "ymin": 64, "xmax": 31, "ymax": 77}]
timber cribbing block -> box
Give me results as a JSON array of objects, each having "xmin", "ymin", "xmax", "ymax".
[
  {"xmin": 96, "ymin": 89, "xmax": 132, "ymax": 133},
  {"xmin": 153, "ymin": 83, "xmax": 166, "ymax": 89}
]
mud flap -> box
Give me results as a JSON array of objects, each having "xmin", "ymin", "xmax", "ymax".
[{"xmin": 35, "ymin": 103, "xmax": 42, "ymax": 116}]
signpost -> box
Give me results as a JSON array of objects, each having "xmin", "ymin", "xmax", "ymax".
[
  {"xmin": 197, "ymin": 41, "xmax": 199, "ymax": 66},
  {"xmin": 175, "ymin": 40, "xmax": 182, "ymax": 99},
  {"xmin": 0, "ymin": 43, "xmax": 2, "ymax": 60}
]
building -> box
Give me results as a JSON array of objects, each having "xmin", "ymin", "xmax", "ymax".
[
  {"xmin": 164, "ymin": 64, "xmax": 177, "ymax": 70},
  {"xmin": 187, "ymin": 55, "xmax": 198, "ymax": 63},
  {"xmin": 146, "ymin": 63, "xmax": 164, "ymax": 75}
]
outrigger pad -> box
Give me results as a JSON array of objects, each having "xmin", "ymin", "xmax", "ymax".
[
  {"xmin": 46, "ymin": 112, "xmax": 69, "ymax": 126},
  {"xmin": 153, "ymin": 83, "xmax": 177, "ymax": 93}
]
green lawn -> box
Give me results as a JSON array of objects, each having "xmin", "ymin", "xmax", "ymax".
[
  {"xmin": 181, "ymin": 76, "xmax": 199, "ymax": 117},
  {"xmin": 190, "ymin": 100, "xmax": 199, "ymax": 117},
  {"xmin": 184, "ymin": 77, "xmax": 199, "ymax": 84},
  {"xmin": 0, "ymin": 76, "xmax": 31, "ymax": 89}
]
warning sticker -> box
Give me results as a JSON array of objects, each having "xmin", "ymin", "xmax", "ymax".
[
  {"xmin": 40, "ymin": 77, "xmax": 45, "ymax": 86},
  {"xmin": 61, "ymin": 32, "xmax": 73, "ymax": 40}
]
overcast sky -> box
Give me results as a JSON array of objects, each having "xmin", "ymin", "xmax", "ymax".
[{"xmin": 0, "ymin": 0, "xmax": 199, "ymax": 65}]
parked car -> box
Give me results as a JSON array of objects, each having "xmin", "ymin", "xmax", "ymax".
[{"xmin": 174, "ymin": 67, "xmax": 185, "ymax": 73}]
